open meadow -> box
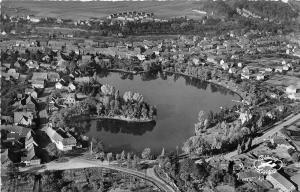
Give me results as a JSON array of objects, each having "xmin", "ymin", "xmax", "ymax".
[{"xmin": 3, "ymin": 0, "xmax": 207, "ymax": 20}]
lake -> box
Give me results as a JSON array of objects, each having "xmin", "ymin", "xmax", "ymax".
[{"xmin": 84, "ymin": 71, "xmax": 240, "ymax": 155}]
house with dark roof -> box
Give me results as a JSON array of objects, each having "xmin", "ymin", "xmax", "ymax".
[
  {"xmin": 1, "ymin": 125, "xmax": 38, "ymax": 164},
  {"xmin": 45, "ymin": 126, "xmax": 76, "ymax": 151},
  {"xmin": 13, "ymin": 95, "xmax": 38, "ymax": 113},
  {"xmin": 21, "ymin": 146, "xmax": 40, "ymax": 166}
]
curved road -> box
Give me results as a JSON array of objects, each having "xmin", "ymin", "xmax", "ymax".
[{"xmin": 21, "ymin": 157, "xmax": 175, "ymax": 192}]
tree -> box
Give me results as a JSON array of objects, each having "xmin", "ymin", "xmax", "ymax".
[
  {"xmin": 107, "ymin": 153, "xmax": 113, "ymax": 162},
  {"xmin": 96, "ymin": 102, "xmax": 104, "ymax": 116},
  {"xmin": 132, "ymin": 155, "xmax": 140, "ymax": 169},
  {"xmin": 127, "ymin": 152, "xmax": 131, "ymax": 161},
  {"xmin": 101, "ymin": 84, "xmax": 115, "ymax": 95},
  {"xmin": 208, "ymin": 169, "xmax": 224, "ymax": 187},
  {"xmin": 182, "ymin": 136, "xmax": 211, "ymax": 155},
  {"xmin": 123, "ymin": 91, "xmax": 133, "ymax": 102},
  {"xmin": 92, "ymin": 138, "xmax": 105, "ymax": 153},
  {"xmin": 121, "ymin": 150, "xmax": 126, "ymax": 160},
  {"xmin": 132, "ymin": 92, "xmax": 143, "ymax": 103},
  {"xmin": 160, "ymin": 148, "xmax": 165, "ymax": 157},
  {"xmin": 116, "ymin": 153, "xmax": 121, "ymax": 161},
  {"xmin": 114, "ymin": 89, "xmax": 119, "ymax": 100},
  {"xmin": 237, "ymin": 144, "xmax": 242, "ymax": 155},
  {"xmin": 224, "ymin": 173, "xmax": 236, "ymax": 186},
  {"xmin": 141, "ymin": 148, "xmax": 151, "ymax": 159},
  {"xmin": 291, "ymin": 152, "xmax": 300, "ymax": 162}
]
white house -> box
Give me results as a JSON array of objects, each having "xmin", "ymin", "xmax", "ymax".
[
  {"xmin": 282, "ymin": 65, "xmax": 289, "ymax": 71},
  {"xmin": 45, "ymin": 126, "xmax": 76, "ymax": 151},
  {"xmin": 68, "ymin": 83, "xmax": 76, "ymax": 92},
  {"xmin": 275, "ymin": 67, "xmax": 283, "ymax": 73},
  {"xmin": 55, "ymin": 82, "xmax": 63, "ymax": 89},
  {"xmin": 256, "ymin": 73, "xmax": 265, "ymax": 81},
  {"xmin": 221, "ymin": 63, "xmax": 229, "ymax": 71},
  {"xmin": 286, "ymin": 85, "xmax": 300, "ymax": 100}
]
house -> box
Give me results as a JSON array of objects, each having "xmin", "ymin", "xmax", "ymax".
[
  {"xmin": 32, "ymin": 80, "xmax": 45, "ymax": 89},
  {"xmin": 21, "ymin": 146, "xmax": 40, "ymax": 166},
  {"xmin": 275, "ymin": 67, "xmax": 283, "ymax": 73},
  {"xmin": 68, "ymin": 83, "xmax": 76, "ymax": 92},
  {"xmin": 271, "ymin": 136, "xmax": 294, "ymax": 149},
  {"xmin": 1, "ymin": 149, "xmax": 10, "ymax": 165},
  {"xmin": 14, "ymin": 111, "xmax": 34, "ymax": 126},
  {"xmin": 221, "ymin": 62, "xmax": 229, "ymax": 70},
  {"xmin": 45, "ymin": 126, "xmax": 77, "ymax": 151},
  {"xmin": 290, "ymin": 174, "xmax": 300, "ymax": 190},
  {"xmin": 283, "ymin": 65, "xmax": 289, "ymax": 71},
  {"xmin": 265, "ymin": 68, "xmax": 273, "ymax": 72},
  {"xmin": 64, "ymin": 93, "xmax": 77, "ymax": 105},
  {"xmin": 228, "ymin": 67, "xmax": 237, "ymax": 74},
  {"xmin": 13, "ymin": 95, "xmax": 38, "ymax": 112},
  {"xmin": 286, "ymin": 85, "xmax": 300, "ymax": 100},
  {"xmin": 256, "ymin": 73, "xmax": 265, "ymax": 81},
  {"xmin": 7, "ymin": 69, "xmax": 20, "ymax": 80},
  {"xmin": 32, "ymin": 72, "xmax": 48, "ymax": 81},
  {"xmin": 238, "ymin": 170, "xmax": 262, "ymax": 181},
  {"xmin": 25, "ymin": 60, "xmax": 39, "ymax": 69},
  {"xmin": 47, "ymin": 72, "xmax": 60, "ymax": 82},
  {"xmin": 266, "ymin": 172, "xmax": 296, "ymax": 192},
  {"xmin": 13, "ymin": 60, "xmax": 22, "ymax": 69},
  {"xmin": 241, "ymin": 67, "xmax": 250, "ymax": 79},
  {"xmin": 81, "ymin": 55, "xmax": 92, "ymax": 65},
  {"xmin": 24, "ymin": 88, "xmax": 38, "ymax": 99},
  {"xmin": 2, "ymin": 125, "xmax": 37, "ymax": 160},
  {"xmin": 55, "ymin": 81, "xmax": 64, "ymax": 89},
  {"xmin": 75, "ymin": 77, "xmax": 90, "ymax": 83}
]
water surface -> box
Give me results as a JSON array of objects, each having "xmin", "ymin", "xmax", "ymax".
[{"xmin": 85, "ymin": 72, "xmax": 240, "ymax": 154}]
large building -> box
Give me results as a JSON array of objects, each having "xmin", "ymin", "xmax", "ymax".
[
  {"xmin": 45, "ymin": 126, "xmax": 77, "ymax": 151},
  {"xmin": 266, "ymin": 172, "xmax": 296, "ymax": 192}
]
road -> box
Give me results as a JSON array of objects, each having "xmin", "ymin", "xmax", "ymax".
[
  {"xmin": 224, "ymin": 113, "xmax": 300, "ymax": 160},
  {"xmin": 253, "ymin": 113, "xmax": 300, "ymax": 145},
  {"xmin": 20, "ymin": 157, "xmax": 175, "ymax": 192}
]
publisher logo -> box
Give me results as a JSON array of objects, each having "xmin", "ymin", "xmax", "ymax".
[{"xmin": 253, "ymin": 155, "xmax": 283, "ymax": 175}]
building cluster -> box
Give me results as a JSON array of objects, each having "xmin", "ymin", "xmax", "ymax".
[{"xmin": 106, "ymin": 11, "xmax": 167, "ymax": 23}]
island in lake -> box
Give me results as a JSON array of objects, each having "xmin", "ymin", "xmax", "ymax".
[{"xmin": 49, "ymin": 80, "xmax": 157, "ymax": 131}]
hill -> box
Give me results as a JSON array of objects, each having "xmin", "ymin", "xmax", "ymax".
[{"xmin": 2, "ymin": 0, "xmax": 208, "ymax": 20}]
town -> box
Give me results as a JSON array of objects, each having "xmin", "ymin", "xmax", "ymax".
[{"xmin": 1, "ymin": 0, "xmax": 300, "ymax": 192}]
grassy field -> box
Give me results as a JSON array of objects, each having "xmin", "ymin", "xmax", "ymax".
[{"xmin": 2, "ymin": 0, "xmax": 207, "ymax": 20}]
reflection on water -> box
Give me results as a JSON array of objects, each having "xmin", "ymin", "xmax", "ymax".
[
  {"xmin": 96, "ymin": 119, "xmax": 156, "ymax": 135},
  {"xmin": 87, "ymin": 71, "xmax": 240, "ymax": 154},
  {"xmin": 99, "ymin": 70, "xmax": 236, "ymax": 97}
]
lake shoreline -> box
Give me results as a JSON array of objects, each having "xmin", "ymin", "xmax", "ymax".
[
  {"xmin": 105, "ymin": 69, "xmax": 244, "ymax": 100},
  {"xmin": 70, "ymin": 114, "xmax": 156, "ymax": 123}
]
